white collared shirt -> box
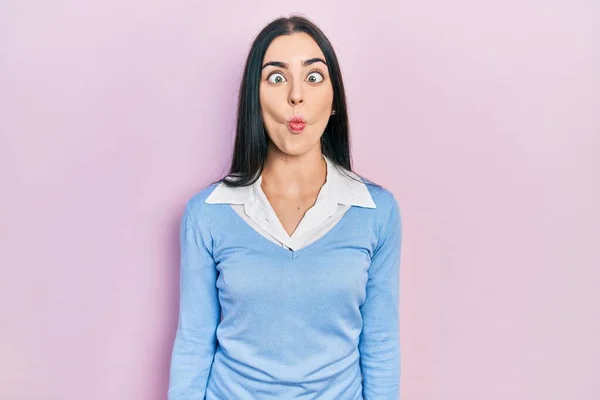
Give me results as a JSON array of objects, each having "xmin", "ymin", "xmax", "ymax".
[{"xmin": 205, "ymin": 155, "xmax": 376, "ymax": 251}]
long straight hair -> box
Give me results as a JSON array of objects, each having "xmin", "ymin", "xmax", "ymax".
[{"xmin": 214, "ymin": 15, "xmax": 376, "ymax": 188}]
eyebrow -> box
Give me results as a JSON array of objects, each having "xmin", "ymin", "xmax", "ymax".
[{"xmin": 261, "ymin": 57, "xmax": 327, "ymax": 70}]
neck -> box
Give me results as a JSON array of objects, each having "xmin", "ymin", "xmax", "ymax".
[{"xmin": 261, "ymin": 145, "xmax": 327, "ymax": 196}]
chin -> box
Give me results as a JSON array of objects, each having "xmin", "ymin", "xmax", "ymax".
[
  {"xmin": 279, "ymin": 140, "xmax": 321, "ymax": 157},
  {"xmin": 267, "ymin": 127, "xmax": 321, "ymax": 155},
  {"xmin": 278, "ymin": 145, "xmax": 307, "ymax": 157}
]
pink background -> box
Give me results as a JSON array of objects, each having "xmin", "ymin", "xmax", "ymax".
[{"xmin": 1, "ymin": 1, "xmax": 599, "ymax": 399}]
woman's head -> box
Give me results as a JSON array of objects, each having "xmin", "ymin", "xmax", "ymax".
[
  {"xmin": 260, "ymin": 32, "xmax": 334, "ymax": 159},
  {"xmin": 221, "ymin": 15, "xmax": 353, "ymax": 187}
]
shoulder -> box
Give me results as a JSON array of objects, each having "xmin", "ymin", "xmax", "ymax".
[
  {"xmin": 182, "ymin": 182, "xmax": 222, "ymax": 224},
  {"xmin": 356, "ymin": 178, "xmax": 402, "ymax": 247},
  {"xmin": 358, "ymin": 180, "xmax": 402, "ymax": 252},
  {"xmin": 362, "ymin": 179, "xmax": 401, "ymax": 221}
]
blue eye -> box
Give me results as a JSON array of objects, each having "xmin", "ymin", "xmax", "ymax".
[
  {"xmin": 307, "ymin": 71, "xmax": 324, "ymax": 83},
  {"xmin": 267, "ymin": 73, "xmax": 286, "ymax": 84}
]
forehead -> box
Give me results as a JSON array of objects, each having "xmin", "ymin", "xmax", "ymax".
[{"xmin": 263, "ymin": 32, "xmax": 325, "ymax": 64}]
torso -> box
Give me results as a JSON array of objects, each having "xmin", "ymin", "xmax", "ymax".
[{"xmin": 262, "ymin": 188, "xmax": 321, "ymax": 236}]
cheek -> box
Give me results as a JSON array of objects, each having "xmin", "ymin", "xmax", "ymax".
[
  {"xmin": 305, "ymin": 85, "xmax": 333, "ymax": 114},
  {"xmin": 260, "ymin": 107, "xmax": 285, "ymax": 137},
  {"xmin": 259, "ymin": 94, "xmax": 286, "ymax": 141},
  {"xmin": 260, "ymin": 103, "xmax": 279, "ymax": 122},
  {"xmin": 317, "ymin": 84, "xmax": 334, "ymax": 107},
  {"xmin": 260, "ymin": 87, "xmax": 284, "ymax": 118}
]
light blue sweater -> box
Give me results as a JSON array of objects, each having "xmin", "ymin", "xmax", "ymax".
[{"xmin": 168, "ymin": 181, "xmax": 402, "ymax": 400}]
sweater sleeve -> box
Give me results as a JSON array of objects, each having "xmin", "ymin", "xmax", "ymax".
[
  {"xmin": 359, "ymin": 195, "xmax": 402, "ymax": 399},
  {"xmin": 168, "ymin": 203, "xmax": 221, "ymax": 400}
]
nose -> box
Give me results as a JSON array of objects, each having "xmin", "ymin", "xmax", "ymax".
[{"xmin": 288, "ymin": 80, "xmax": 304, "ymax": 106}]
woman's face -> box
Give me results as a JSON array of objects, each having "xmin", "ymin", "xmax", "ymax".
[{"xmin": 259, "ymin": 32, "xmax": 334, "ymax": 156}]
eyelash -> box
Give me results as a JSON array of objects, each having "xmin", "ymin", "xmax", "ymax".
[{"xmin": 266, "ymin": 69, "xmax": 326, "ymax": 84}]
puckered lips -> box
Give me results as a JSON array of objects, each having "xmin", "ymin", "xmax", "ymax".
[{"xmin": 288, "ymin": 115, "xmax": 307, "ymax": 133}]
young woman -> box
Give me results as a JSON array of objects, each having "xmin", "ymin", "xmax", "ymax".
[{"xmin": 168, "ymin": 15, "xmax": 402, "ymax": 400}]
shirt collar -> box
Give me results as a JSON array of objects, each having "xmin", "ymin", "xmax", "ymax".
[{"xmin": 205, "ymin": 155, "xmax": 376, "ymax": 209}]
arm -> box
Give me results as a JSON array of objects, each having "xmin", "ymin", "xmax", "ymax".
[
  {"xmin": 359, "ymin": 195, "xmax": 402, "ymax": 399},
  {"xmin": 168, "ymin": 203, "xmax": 221, "ymax": 400}
]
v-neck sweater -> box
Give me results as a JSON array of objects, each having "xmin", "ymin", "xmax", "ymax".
[{"xmin": 168, "ymin": 180, "xmax": 402, "ymax": 400}]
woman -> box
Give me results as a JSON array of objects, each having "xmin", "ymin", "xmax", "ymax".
[{"xmin": 168, "ymin": 15, "xmax": 402, "ymax": 400}]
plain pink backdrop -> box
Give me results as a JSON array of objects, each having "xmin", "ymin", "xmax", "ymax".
[{"xmin": 1, "ymin": 1, "xmax": 599, "ymax": 399}]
